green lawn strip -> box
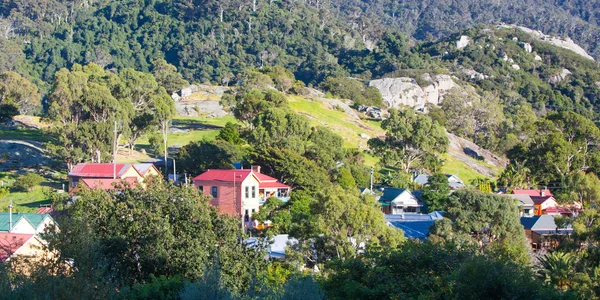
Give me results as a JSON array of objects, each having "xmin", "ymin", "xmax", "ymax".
[
  {"xmin": 440, "ymin": 154, "xmax": 492, "ymax": 185},
  {"xmin": 288, "ymin": 96, "xmax": 384, "ymax": 149},
  {"xmin": 0, "ymin": 128, "xmax": 52, "ymax": 142},
  {"xmin": 0, "ymin": 187, "xmax": 52, "ymax": 213},
  {"xmin": 0, "ymin": 170, "xmax": 65, "ymax": 213}
]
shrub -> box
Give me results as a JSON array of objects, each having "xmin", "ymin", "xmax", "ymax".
[{"xmin": 13, "ymin": 173, "xmax": 43, "ymax": 192}]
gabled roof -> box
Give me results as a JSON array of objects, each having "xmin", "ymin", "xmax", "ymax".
[
  {"xmin": 504, "ymin": 194, "xmax": 535, "ymax": 206},
  {"xmin": 0, "ymin": 214, "xmax": 33, "ymax": 232},
  {"xmin": 0, "ymin": 213, "xmax": 55, "ymax": 232},
  {"xmin": 0, "ymin": 233, "xmax": 34, "ymax": 262},
  {"xmin": 531, "ymin": 196, "xmax": 556, "ymax": 205},
  {"xmin": 192, "ymin": 169, "xmax": 290, "ymax": 189},
  {"xmin": 133, "ymin": 164, "xmax": 160, "ymax": 176},
  {"xmin": 193, "ymin": 169, "xmax": 253, "ymax": 183},
  {"xmin": 520, "ymin": 215, "xmax": 572, "ymax": 231},
  {"xmin": 69, "ymin": 163, "xmax": 134, "ymax": 178},
  {"xmin": 513, "ymin": 189, "xmax": 553, "ymax": 197},
  {"xmin": 379, "ymin": 188, "xmax": 410, "ymax": 202}
]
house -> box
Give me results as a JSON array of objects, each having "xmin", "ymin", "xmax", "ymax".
[
  {"xmin": 246, "ymin": 234, "xmax": 298, "ymax": 259},
  {"xmin": 68, "ymin": 163, "xmax": 161, "ymax": 192},
  {"xmin": 414, "ymin": 174, "xmax": 465, "ymax": 189},
  {"xmin": 364, "ymin": 188, "xmax": 424, "ymax": 214},
  {"xmin": 521, "ymin": 215, "xmax": 572, "ymax": 251},
  {"xmin": 0, "ymin": 233, "xmax": 46, "ymax": 263},
  {"xmin": 0, "ymin": 213, "xmax": 57, "ymax": 234},
  {"xmin": 513, "ymin": 189, "xmax": 553, "ymax": 197},
  {"xmin": 385, "ymin": 212, "xmax": 444, "ymax": 239},
  {"xmin": 511, "ymin": 189, "xmax": 582, "ymax": 216},
  {"xmin": 503, "ymin": 194, "xmax": 536, "ymax": 216},
  {"xmin": 192, "ymin": 166, "xmax": 291, "ymax": 223}
]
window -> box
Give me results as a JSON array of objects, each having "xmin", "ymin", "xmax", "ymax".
[
  {"xmin": 405, "ymin": 207, "xmax": 417, "ymax": 213},
  {"xmin": 198, "ymin": 186, "xmax": 204, "ymax": 192},
  {"xmin": 244, "ymin": 209, "xmax": 249, "ymax": 222},
  {"xmin": 245, "ymin": 186, "xmax": 249, "ymax": 198},
  {"xmin": 71, "ymin": 177, "xmax": 79, "ymax": 188},
  {"xmin": 211, "ymin": 186, "xmax": 218, "ymax": 198},
  {"xmin": 252, "ymin": 186, "xmax": 256, "ymax": 198}
]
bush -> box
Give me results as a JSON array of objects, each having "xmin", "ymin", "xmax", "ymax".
[
  {"xmin": 320, "ymin": 77, "xmax": 383, "ymax": 107},
  {"xmin": 0, "ymin": 104, "xmax": 19, "ymax": 122},
  {"xmin": 13, "ymin": 173, "xmax": 43, "ymax": 192}
]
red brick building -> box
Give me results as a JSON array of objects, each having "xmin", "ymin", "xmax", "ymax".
[{"xmin": 192, "ymin": 166, "xmax": 291, "ymax": 222}]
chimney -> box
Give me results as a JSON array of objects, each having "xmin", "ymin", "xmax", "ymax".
[
  {"xmin": 251, "ymin": 165, "xmax": 261, "ymax": 174},
  {"xmin": 540, "ymin": 187, "xmax": 547, "ymax": 197}
]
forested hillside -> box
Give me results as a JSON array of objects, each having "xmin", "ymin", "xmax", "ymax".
[{"xmin": 3, "ymin": 0, "xmax": 600, "ymax": 90}]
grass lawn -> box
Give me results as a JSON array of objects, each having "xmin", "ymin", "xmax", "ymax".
[
  {"xmin": 288, "ymin": 96, "xmax": 385, "ymax": 149},
  {"xmin": 0, "ymin": 128, "xmax": 52, "ymax": 142},
  {"xmin": 440, "ymin": 154, "xmax": 492, "ymax": 185},
  {"xmin": 0, "ymin": 171, "xmax": 65, "ymax": 213}
]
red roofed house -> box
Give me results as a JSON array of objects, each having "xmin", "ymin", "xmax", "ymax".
[
  {"xmin": 513, "ymin": 189, "xmax": 553, "ymax": 197},
  {"xmin": 192, "ymin": 166, "xmax": 291, "ymax": 223},
  {"xmin": 0, "ymin": 233, "xmax": 45, "ymax": 263},
  {"xmin": 68, "ymin": 163, "xmax": 161, "ymax": 193},
  {"xmin": 513, "ymin": 189, "xmax": 581, "ymax": 216}
]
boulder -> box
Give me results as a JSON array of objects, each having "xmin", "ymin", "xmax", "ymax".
[
  {"xmin": 548, "ymin": 69, "xmax": 572, "ymax": 84},
  {"xmin": 180, "ymin": 87, "xmax": 193, "ymax": 97},
  {"xmin": 534, "ymin": 54, "xmax": 542, "ymax": 61},
  {"xmin": 511, "ymin": 64, "xmax": 520, "ymax": 70},
  {"xmin": 521, "ymin": 42, "xmax": 532, "ymax": 53},
  {"xmin": 456, "ymin": 35, "xmax": 470, "ymax": 49},
  {"xmin": 359, "ymin": 133, "xmax": 371, "ymax": 139},
  {"xmin": 369, "ymin": 74, "xmax": 458, "ymax": 110}
]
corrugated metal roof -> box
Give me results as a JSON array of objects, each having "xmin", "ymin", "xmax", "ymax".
[
  {"xmin": 520, "ymin": 215, "xmax": 572, "ymax": 231},
  {"xmin": 513, "ymin": 189, "xmax": 553, "ymax": 197},
  {"xmin": 0, "ymin": 233, "xmax": 34, "ymax": 262},
  {"xmin": 192, "ymin": 169, "xmax": 285, "ymax": 188},
  {"xmin": 504, "ymin": 194, "xmax": 535, "ymax": 206},
  {"xmin": 0, "ymin": 213, "xmax": 53, "ymax": 232},
  {"xmin": 69, "ymin": 163, "xmax": 132, "ymax": 178}
]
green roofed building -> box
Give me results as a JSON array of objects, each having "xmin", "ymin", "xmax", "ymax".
[{"xmin": 0, "ymin": 213, "xmax": 57, "ymax": 234}]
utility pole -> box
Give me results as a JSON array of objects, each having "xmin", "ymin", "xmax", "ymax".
[
  {"xmin": 370, "ymin": 166, "xmax": 374, "ymax": 192},
  {"xmin": 113, "ymin": 120, "xmax": 117, "ymax": 179},
  {"xmin": 8, "ymin": 200, "xmax": 13, "ymax": 232}
]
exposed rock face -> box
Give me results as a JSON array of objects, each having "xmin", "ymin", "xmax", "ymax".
[
  {"xmin": 319, "ymin": 98, "xmax": 360, "ymax": 120},
  {"xmin": 446, "ymin": 132, "xmax": 507, "ymax": 177},
  {"xmin": 461, "ymin": 68, "xmax": 488, "ymax": 81},
  {"xmin": 369, "ymin": 74, "xmax": 458, "ymax": 110},
  {"xmin": 521, "ymin": 42, "xmax": 532, "ymax": 53},
  {"xmin": 173, "ymin": 84, "xmax": 230, "ymax": 118},
  {"xmin": 548, "ymin": 68, "xmax": 572, "ymax": 84},
  {"xmin": 498, "ymin": 24, "xmax": 595, "ymax": 61},
  {"xmin": 456, "ymin": 35, "xmax": 470, "ymax": 49}
]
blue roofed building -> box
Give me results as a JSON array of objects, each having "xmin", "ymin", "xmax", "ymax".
[
  {"xmin": 385, "ymin": 212, "xmax": 444, "ymax": 239},
  {"xmin": 521, "ymin": 215, "xmax": 572, "ymax": 251}
]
